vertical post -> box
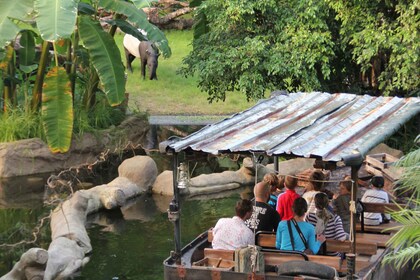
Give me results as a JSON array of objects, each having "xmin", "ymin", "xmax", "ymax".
[
  {"xmin": 346, "ymin": 253, "xmax": 356, "ymax": 280},
  {"xmin": 274, "ymin": 156, "xmax": 279, "ymax": 173},
  {"xmin": 168, "ymin": 153, "xmax": 182, "ymax": 264},
  {"xmin": 350, "ymin": 165, "xmax": 359, "ymax": 255}
]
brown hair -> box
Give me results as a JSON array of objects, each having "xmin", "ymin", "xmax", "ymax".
[
  {"xmin": 310, "ymin": 170, "xmax": 325, "ymax": 191},
  {"xmin": 284, "ymin": 175, "xmax": 298, "ymax": 189},
  {"xmin": 315, "ymin": 192, "xmax": 329, "ymax": 210},
  {"xmin": 292, "ymin": 197, "xmax": 308, "ymax": 217},
  {"xmin": 235, "ymin": 199, "xmax": 253, "ymax": 218},
  {"xmin": 340, "ymin": 175, "xmax": 352, "ymax": 192},
  {"xmin": 263, "ymin": 173, "xmax": 280, "ymax": 188}
]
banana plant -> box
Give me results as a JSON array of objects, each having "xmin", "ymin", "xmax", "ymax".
[{"xmin": 0, "ymin": 0, "xmax": 171, "ymax": 153}]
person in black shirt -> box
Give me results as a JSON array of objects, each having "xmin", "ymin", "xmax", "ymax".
[{"xmin": 246, "ymin": 182, "xmax": 281, "ymax": 232}]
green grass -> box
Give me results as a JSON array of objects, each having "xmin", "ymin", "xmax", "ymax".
[{"xmin": 114, "ymin": 30, "xmax": 257, "ymax": 115}]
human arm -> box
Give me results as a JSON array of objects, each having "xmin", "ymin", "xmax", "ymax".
[
  {"xmin": 275, "ymin": 222, "xmax": 282, "ymax": 249},
  {"xmin": 305, "ymin": 224, "xmax": 323, "ymax": 254},
  {"xmin": 334, "ymin": 216, "xmax": 348, "ymax": 241}
]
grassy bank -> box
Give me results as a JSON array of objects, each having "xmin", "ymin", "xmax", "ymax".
[{"xmin": 114, "ymin": 30, "xmax": 257, "ymax": 115}]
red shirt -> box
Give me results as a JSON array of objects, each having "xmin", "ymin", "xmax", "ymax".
[{"xmin": 276, "ymin": 189, "xmax": 300, "ymax": 220}]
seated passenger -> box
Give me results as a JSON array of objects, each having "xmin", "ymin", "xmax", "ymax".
[
  {"xmin": 302, "ymin": 170, "xmax": 324, "ymax": 214},
  {"xmin": 276, "ymin": 175, "xmax": 300, "ymax": 220},
  {"xmin": 263, "ymin": 173, "xmax": 282, "ymax": 209},
  {"xmin": 246, "ymin": 181, "xmax": 281, "ymax": 232},
  {"xmin": 361, "ymin": 176, "xmax": 390, "ymax": 225},
  {"xmin": 276, "ymin": 197, "xmax": 325, "ymax": 254},
  {"xmin": 212, "ymin": 199, "xmax": 254, "ymax": 250},
  {"xmin": 332, "ymin": 175, "xmax": 352, "ymax": 233},
  {"xmin": 306, "ymin": 193, "xmax": 348, "ymax": 256}
]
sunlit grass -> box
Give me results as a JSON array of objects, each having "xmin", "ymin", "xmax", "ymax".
[{"xmin": 114, "ymin": 30, "xmax": 257, "ymax": 115}]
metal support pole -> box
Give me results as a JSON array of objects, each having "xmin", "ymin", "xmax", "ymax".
[
  {"xmin": 274, "ymin": 156, "xmax": 279, "ymax": 173},
  {"xmin": 346, "ymin": 253, "xmax": 356, "ymax": 280},
  {"xmin": 350, "ymin": 165, "xmax": 359, "ymax": 255},
  {"xmin": 168, "ymin": 153, "xmax": 182, "ymax": 264}
]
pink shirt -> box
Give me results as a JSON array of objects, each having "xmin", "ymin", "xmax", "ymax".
[{"xmin": 212, "ymin": 216, "xmax": 254, "ymax": 250}]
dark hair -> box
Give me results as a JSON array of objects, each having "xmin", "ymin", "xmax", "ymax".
[
  {"xmin": 235, "ymin": 199, "xmax": 253, "ymax": 218},
  {"xmin": 292, "ymin": 197, "xmax": 308, "ymax": 217},
  {"xmin": 371, "ymin": 176, "xmax": 384, "ymax": 188},
  {"xmin": 284, "ymin": 175, "xmax": 298, "ymax": 189},
  {"xmin": 314, "ymin": 192, "xmax": 329, "ymax": 210},
  {"xmin": 340, "ymin": 175, "xmax": 352, "ymax": 192},
  {"xmin": 310, "ymin": 170, "xmax": 325, "ymax": 191}
]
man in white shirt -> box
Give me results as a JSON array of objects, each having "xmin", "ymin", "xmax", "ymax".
[
  {"xmin": 361, "ymin": 176, "xmax": 390, "ymax": 225},
  {"xmin": 212, "ymin": 199, "xmax": 254, "ymax": 250}
]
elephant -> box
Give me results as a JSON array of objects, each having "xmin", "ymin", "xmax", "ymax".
[{"xmin": 123, "ymin": 34, "xmax": 160, "ymax": 80}]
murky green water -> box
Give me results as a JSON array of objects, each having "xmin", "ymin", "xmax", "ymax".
[{"xmin": 0, "ymin": 184, "xmax": 244, "ymax": 279}]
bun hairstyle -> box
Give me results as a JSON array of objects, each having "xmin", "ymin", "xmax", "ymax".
[{"xmin": 371, "ymin": 176, "xmax": 385, "ymax": 188}]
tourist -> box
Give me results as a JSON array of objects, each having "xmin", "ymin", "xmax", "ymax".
[
  {"xmin": 212, "ymin": 199, "xmax": 254, "ymax": 250},
  {"xmin": 361, "ymin": 176, "xmax": 390, "ymax": 225},
  {"xmin": 332, "ymin": 175, "xmax": 352, "ymax": 233},
  {"xmin": 302, "ymin": 170, "xmax": 324, "ymax": 214},
  {"xmin": 276, "ymin": 175, "xmax": 300, "ymax": 220},
  {"xmin": 306, "ymin": 193, "xmax": 348, "ymax": 256},
  {"xmin": 246, "ymin": 181, "xmax": 281, "ymax": 232},
  {"xmin": 276, "ymin": 197, "xmax": 325, "ymax": 254},
  {"xmin": 263, "ymin": 173, "xmax": 282, "ymax": 209}
]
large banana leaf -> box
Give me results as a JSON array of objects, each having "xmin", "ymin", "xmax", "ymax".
[
  {"xmin": 42, "ymin": 66, "xmax": 73, "ymax": 153},
  {"xmin": 78, "ymin": 15, "xmax": 126, "ymax": 106},
  {"xmin": 99, "ymin": 0, "xmax": 171, "ymax": 58},
  {"xmin": 18, "ymin": 30, "xmax": 36, "ymax": 66},
  {"xmin": 0, "ymin": 0, "xmax": 34, "ymax": 48},
  {"xmin": 35, "ymin": 0, "xmax": 79, "ymax": 41}
]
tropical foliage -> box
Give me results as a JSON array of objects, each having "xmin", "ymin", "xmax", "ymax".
[
  {"xmin": 383, "ymin": 136, "xmax": 420, "ymax": 269},
  {"xmin": 180, "ymin": 0, "xmax": 420, "ymax": 102},
  {"xmin": 0, "ymin": 0, "xmax": 171, "ymax": 152}
]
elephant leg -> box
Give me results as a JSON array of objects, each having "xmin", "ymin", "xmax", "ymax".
[
  {"xmin": 124, "ymin": 48, "xmax": 135, "ymax": 73},
  {"xmin": 140, "ymin": 59, "xmax": 146, "ymax": 80}
]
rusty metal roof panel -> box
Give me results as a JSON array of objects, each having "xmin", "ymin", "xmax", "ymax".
[{"xmin": 166, "ymin": 92, "xmax": 419, "ymax": 162}]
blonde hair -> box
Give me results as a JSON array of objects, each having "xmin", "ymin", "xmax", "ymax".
[{"xmin": 263, "ymin": 173, "xmax": 280, "ymax": 189}]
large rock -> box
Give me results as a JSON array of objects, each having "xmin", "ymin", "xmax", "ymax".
[
  {"xmin": 118, "ymin": 156, "xmax": 158, "ymax": 192},
  {"xmin": 152, "ymin": 170, "xmax": 174, "ymax": 196},
  {"xmin": 0, "ymin": 116, "xmax": 150, "ymax": 178}
]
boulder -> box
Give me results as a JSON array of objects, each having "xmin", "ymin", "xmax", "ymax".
[
  {"xmin": 152, "ymin": 170, "xmax": 174, "ymax": 196},
  {"xmin": 118, "ymin": 156, "xmax": 158, "ymax": 192}
]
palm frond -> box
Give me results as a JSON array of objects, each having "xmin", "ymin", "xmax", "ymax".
[{"xmin": 383, "ymin": 243, "xmax": 420, "ymax": 270}]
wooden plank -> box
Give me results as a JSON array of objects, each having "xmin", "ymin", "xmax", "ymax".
[
  {"xmin": 356, "ymin": 233, "xmax": 391, "ymax": 248},
  {"xmin": 263, "ymin": 251, "xmax": 307, "ymax": 266},
  {"xmin": 256, "ymin": 233, "xmax": 276, "ymax": 249},
  {"xmin": 356, "ymin": 221, "xmax": 402, "ymax": 233},
  {"xmin": 307, "ymin": 255, "xmax": 342, "ymax": 271},
  {"xmin": 204, "ymin": 248, "xmax": 235, "ymax": 261},
  {"xmin": 362, "ymin": 202, "xmax": 406, "ymax": 213},
  {"xmin": 326, "ymin": 239, "xmax": 377, "ymax": 255}
]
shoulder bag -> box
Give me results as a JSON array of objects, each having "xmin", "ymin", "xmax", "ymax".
[{"xmin": 289, "ymin": 219, "xmax": 314, "ymax": 255}]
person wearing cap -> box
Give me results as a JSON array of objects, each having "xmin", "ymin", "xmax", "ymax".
[{"xmin": 360, "ymin": 176, "xmax": 391, "ymax": 225}]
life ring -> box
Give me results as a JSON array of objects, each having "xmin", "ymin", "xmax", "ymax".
[{"xmin": 276, "ymin": 260, "xmax": 336, "ymax": 279}]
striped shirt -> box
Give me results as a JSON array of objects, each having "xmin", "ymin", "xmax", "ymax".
[
  {"xmin": 361, "ymin": 189, "xmax": 390, "ymax": 225},
  {"xmin": 305, "ymin": 212, "xmax": 348, "ymax": 256}
]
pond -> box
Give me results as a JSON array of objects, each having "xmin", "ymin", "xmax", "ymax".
[{"xmin": 0, "ymin": 139, "xmax": 250, "ymax": 279}]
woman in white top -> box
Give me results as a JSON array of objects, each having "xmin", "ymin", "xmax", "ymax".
[
  {"xmin": 302, "ymin": 170, "xmax": 325, "ymax": 214},
  {"xmin": 212, "ymin": 199, "xmax": 254, "ymax": 250}
]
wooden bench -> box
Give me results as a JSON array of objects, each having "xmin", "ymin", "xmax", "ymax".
[
  {"xmin": 359, "ymin": 202, "xmax": 405, "ymax": 233},
  {"xmin": 256, "ymin": 231, "xmax": 378, "ymax": 255},
  {"xmin": 356, "ymin": 232, "xmax": 391, "ymax": 248}
]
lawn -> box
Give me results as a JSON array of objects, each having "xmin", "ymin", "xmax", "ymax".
[{"xmin": 114, "ymin": 30, "xmax": 258, "ymax": 115}]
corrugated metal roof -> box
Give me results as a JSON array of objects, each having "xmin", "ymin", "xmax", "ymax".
[{"xmin": 163, "ymin": 92, "xmax": 420, "ymax": 163}]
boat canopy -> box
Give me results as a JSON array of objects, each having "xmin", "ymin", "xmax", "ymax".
[{"xmin": 160, "ymin": 92, "xmax": 419, "ymax": 165}]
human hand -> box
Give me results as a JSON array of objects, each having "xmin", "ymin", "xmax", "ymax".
[{"xmin": 317, "ymin": 234, "xmax": 326, "ymax": 243}]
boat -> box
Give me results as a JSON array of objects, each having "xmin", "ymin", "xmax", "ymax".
[{"xmin": 160, "ymin": 92, "xmax": 420, "ymax": 279}]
